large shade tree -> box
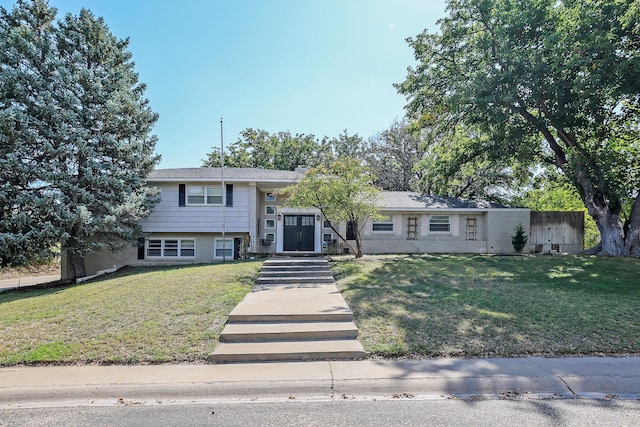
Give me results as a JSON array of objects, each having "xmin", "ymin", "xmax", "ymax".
[
  {"xmin": 414, "ymin": 126, "xmax": 529, "ymax": 202},
  {"xmin": 365, "ymin": 118, "xmax": 426, "ymax": 191},
  {"xmin": 202, "ymin": 128, "xmax": 367, "ymax": 171},
  {"xmin": 0, "ymin": 0, "xmax": 159, "ymax": 277},
  {"xmin": 202, "ymin": 128, "xmax": 327, "ymax": 171},
  {"xmin": 397, "ymin": 0, "xmax": 640, "ymax": 256}
]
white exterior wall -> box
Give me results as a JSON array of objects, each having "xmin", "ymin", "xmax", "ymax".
[
  {"xmin": 359, "ymin": 210, "xmax": 529, "ymax": 255},
  {"xmin": 486, "ymin": 209, "xmax": 531, "ymax": 254}
]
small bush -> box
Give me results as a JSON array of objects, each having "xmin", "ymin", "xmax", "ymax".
[{"xmin": 511, "ymin": 223, "xmax": 528, "ymax": 253}]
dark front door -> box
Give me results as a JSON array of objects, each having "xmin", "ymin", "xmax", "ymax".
[{"xmin": 283, "ymin": 215, "xmax": 315, "ymax": 251}]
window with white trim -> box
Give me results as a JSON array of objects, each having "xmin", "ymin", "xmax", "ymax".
[
  {"xmin": 372, "ymin": 215, "xmax": 394, "ymax": 232},
  {"xmin": 265, "ymin": 192, "xmax": 276, "ymax": 202},
  {"xmin": 429, "ymin": 215, "xmax": 451, "ymax": 233},
  {"xmin": 264, "ymin": 233, "xmax": 275, "ymax": 242},
  {"xmin": 187, "ymin": 185, "xmax": 222, "ymax": 205},
  {"xmin": 323, "ymin": 233, "xmax": 333, "ymax": 242},
  {"xmin": 265, "ymin": 205, "xmax": 276, "ymax": 215},
  {"xmin": 146, "ymin": 239, "xmax": 196, "ymax": 258},
  {"xmin": 214, "ymin": 238, "xmax": 233, "ymax": 258},
  {"xmin": 265, "ymin": 219, "xmax": 275, "ymax": 229}
]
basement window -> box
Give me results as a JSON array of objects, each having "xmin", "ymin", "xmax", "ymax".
[{"xmin": 146, "ymin": 239, "xmax": 196, "ymax": 258}]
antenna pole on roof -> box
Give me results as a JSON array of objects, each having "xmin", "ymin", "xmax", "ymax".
[{"xmin": 221, "ymin": 117, "xmax": 226, "ymax": 262}]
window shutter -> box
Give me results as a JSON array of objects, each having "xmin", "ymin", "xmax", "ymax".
[
  {"xmin": 178, "ymin": 184, "xmax": 186, "ymax": 207},
  {"xmin": 226, "ymin": 184, "xmax": 233, "ymax": 207},
  {"xmin": 137, "ymin": 238, "xmax": 145, "ymax": 260}
]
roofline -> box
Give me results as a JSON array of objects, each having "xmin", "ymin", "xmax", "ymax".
[
  {"xmin": 378, "ymin": 207, "xmax": 530, "ymax": 212},
  {"xmin": 145, "ymin": 177, "xmax": 300, "ymax": 184}
]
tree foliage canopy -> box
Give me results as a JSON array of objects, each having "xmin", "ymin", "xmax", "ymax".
[
  {"xmin": 280, "ymin": 158, "xmax": 380, "ymax": 258},
  {"xmin": 202, "ymin": 128, "xmax": 366, "ymax": 171},
  {"xmin": 397, "ymin": 0, "xmax": 640, "ymax": 256},
  {"xmin": 0, "ymin": 0, "xmax": 159, "ymax": 276},
  {"xmin": 364, "ymin": 118, "xmax": 425, "ymax": 191}
]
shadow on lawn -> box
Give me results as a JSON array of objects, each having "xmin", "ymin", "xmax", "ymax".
[{"xmin": 336, "ymin": 254, "xmax": 640, "ymax": 358}]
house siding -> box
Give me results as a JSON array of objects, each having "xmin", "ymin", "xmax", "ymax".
[{"xmin": 141, "ymin": 183, "xmax": 251, "ymax": 233}]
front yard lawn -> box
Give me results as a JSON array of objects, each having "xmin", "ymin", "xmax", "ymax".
[
  {"xmin": 332, "ymin": 254, "xmax": 640, "ymax": 358},
  {"xmin": 0, "ymin": 262, "xmax": 261, "ymax": 365},
  {"xmin": 2, "ymin": 255, "xmax": 638, "ymax": 365}
]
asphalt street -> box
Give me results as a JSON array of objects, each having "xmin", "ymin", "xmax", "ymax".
[{"xmin": 1, "ymin": 398, "xmax": 639, "ymax": 426}]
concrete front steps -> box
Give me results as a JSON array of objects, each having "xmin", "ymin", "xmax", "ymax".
[
  {"xmin": 211, "ymin": 257, "xmax": 365, "ymax": 363},
  {"xmin": 256, "ymin": 260, "xmax": 335, "ymax": 285}
]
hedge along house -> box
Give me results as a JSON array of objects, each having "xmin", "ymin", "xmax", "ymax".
[{"xmin": 67, "ymin": 168, "xmax": 583, "ymax": 279}]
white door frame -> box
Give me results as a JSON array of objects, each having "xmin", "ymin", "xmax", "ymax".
[{"xmin": 276, "ymin": 208, "xmax": 322, "ymax": 254}]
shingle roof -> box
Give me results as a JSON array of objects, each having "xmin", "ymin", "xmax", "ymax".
[
  {"xmin": 378, "ymin": 192, "xmax": 512, "ymax": 210},
  {"xmin": 146, "ymin": 169, "xmax": 516, "ymax": 210},
  {"xmin": 147, "ymin": 167, "xmax": 304, "ymax": 182}
]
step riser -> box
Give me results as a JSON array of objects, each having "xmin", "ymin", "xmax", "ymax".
[
  {"xmin": 228, "ymin": 314, "xmax": 353, "ymax": 323},
  {"xmin": 211, "ymin": 351, "xmax": 365, "ymax": 363},
  {"xmin": 259, "ymin": 271, "xmax": 330, "ymax": 278},
  {"xmin": 263, "ymin": 262, "xmax": 329, "ymax": 267},
  {"xmin": 256, "ymin": 278, "xmax": 334, "ymax": 285},
  {"xmin": 262, "ymin": 264, "xmax": 329, "ymax": 268},
  {"xmin": 220, "ymin": 330, "xmax": 358, "ymax": 342}
]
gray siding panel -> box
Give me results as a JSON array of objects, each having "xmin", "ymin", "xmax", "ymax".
[{"xmin": 140, "ymin": 183, "xmax": 251, "ymax": 232}]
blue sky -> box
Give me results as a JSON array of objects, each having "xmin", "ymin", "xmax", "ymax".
[{"xmin": 4, "ymin": 0, "xmax": 447, "ymax": 168}]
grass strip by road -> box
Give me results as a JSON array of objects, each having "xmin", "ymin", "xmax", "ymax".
[
  {"xmin": 332, "ymin": 254, "xmax": 640, "ymax": 358},
  {"xmin": 0, "ymin": 261, "xmax": 261, "ymax": 365}
]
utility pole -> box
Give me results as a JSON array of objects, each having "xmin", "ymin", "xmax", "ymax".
[{"xmin": 221, "ymin": 117, "xmax": 226, "ymax": 262}]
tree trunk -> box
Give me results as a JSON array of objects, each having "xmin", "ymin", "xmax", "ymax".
[
  {"xmin": 624, "ymin": 193, "xmax": 640, "ymax": 256},
  {"xmin": 321, "ymin": 213, "xmax": 359, "ymax": 256},
  {"xmin": 68, "ymin": 252, "xmax": 87, "ymax": 281},
  {"xmin": 574, "ymin": 171, "xmax": 625, "ymax": 256},
  {"xmin": 354, "ymin": 235, "xmax": 363, "ymax": 258},
  {"xmin": 583, "ymin": 200, "xmax": 625, "ymax": 256}
]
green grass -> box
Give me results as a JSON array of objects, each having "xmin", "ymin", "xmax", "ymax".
[
  {"xmin": 0, "ymin": 262, "xmax": 261, "ymax": 365},
  {"xmin": 332, "ymin": 254, "xmax": 640, "ymax": 358},
  {"xmin": 3, "ymin": 255, "xmax": 639, "ymax": 365}
]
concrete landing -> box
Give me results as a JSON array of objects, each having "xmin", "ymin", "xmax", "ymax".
[{"xmin": 212, "ymin": 257, "xmax": 365, "ymax": 363}]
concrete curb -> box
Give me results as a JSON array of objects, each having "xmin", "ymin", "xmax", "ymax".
[{"xmin": 1, "ymin": 357, "xmax": 639, "ymax": 408}]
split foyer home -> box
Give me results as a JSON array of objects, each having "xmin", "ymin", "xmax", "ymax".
[{"xmin": 67, "ymin": 167, "xmax": 584, "ymax": 279}]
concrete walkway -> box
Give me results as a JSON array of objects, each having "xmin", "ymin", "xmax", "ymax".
[
  {"xmin": 1, "ymin": 357, "xmax": 639, "ymax": 407},
  {"xmin": 0, "ymin": 275, "xmax": 60, "ymax": 292},
  {"xmin": 212, "ymin": 258, "xmax": 365, "ymax": 362}
]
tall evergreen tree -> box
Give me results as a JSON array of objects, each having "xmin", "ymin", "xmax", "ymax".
[
  {"xmin": 0, "ymin": 1, "xmax": 160, "ymax": 277},
  {"xmin": 53, "ymin": 8, "xmax": 160, "ymax": 279},
  {"xmin": 0, "ymin": 0, "xmax": 63, "ymax": 266}
]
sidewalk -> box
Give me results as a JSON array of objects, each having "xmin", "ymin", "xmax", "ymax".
[
  {"xmin": 0, "ymin": 275, "xmax": 60, "ymax": 292},
  {"xmin": 1, "ymin": 357, "xmax": 639, "ymax": 407}
]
